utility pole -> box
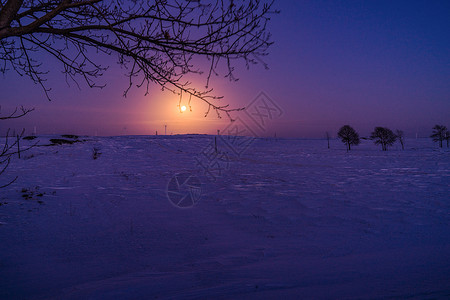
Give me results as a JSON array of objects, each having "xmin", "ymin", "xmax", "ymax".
[{"xmin": 326, "ymin": 132, "xmax": 330, "ymax": 149}]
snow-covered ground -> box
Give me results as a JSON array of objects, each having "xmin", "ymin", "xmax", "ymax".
[{"xmin": 0, "ymin": 135, "xmax": 449, "ymax": 299}]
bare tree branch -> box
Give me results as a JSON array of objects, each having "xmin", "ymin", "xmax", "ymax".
[
  {"xmin": 0, "ymin": 0, "xmax": 278, "ymax": 118},
  {"xmin": 0, "ymin": 106, "xmax": 36, "ymax": 188},
  {"xmin": 0, "ymin": 105, "xmax": 34, "ymax": 120}
]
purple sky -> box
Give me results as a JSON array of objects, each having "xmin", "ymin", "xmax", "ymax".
[{"xmin": 1, "ymin": 0, "xmax": 449, "ymax": 138}]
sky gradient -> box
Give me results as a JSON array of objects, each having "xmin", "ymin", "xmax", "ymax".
[{"xmin": 1, "ymin": 0, "xmax": 449, "ymax": 138}]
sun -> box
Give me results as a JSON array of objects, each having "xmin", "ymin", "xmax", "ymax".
[{"xmin": 181, "ymin": 105, "xmax": 187, "ymax": 112}]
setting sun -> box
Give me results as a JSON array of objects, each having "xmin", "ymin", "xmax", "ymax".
[{"xmin": 181, "ymin": 105, "xmax": 187, "ymax": 112}]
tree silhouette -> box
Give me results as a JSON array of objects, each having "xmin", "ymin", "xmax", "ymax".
[
  {"xmin": 371, "ymin": 127, "xmax": 397, "ymax": 151},
  {"xmin": 395, "ymin": 129, "xmax": 404, "ymax": 150},
  {"xmin": 430, "ymin": 125, "xmax": 447, "ymax": 148},
  {"xmin": 337, "ymin": 125, "xmax": 360, "ymax": 151},
  {"xmin": 0, "ymin": 0, "xmax": 277, "ymax": 118}
]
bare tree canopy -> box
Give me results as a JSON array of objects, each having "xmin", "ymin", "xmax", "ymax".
[
  {"xmin": 0, "ymin": 0, "xmax": 277, "ymax": 118},
  {"xmin": 337, "ymin": 125, "xmax": 360, "ymax": 151},
  {"xmin": 370, "ymin": 127, "xmax": 396, "ymax": 151},
  {"xmin": 430, "ymin": 125, "xmax": 448, "ymax": 148}
]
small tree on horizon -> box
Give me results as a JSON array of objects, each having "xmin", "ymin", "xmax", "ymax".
[
  {"xmin": 396, "ymin": 129, "xmax": 405, "ymax": 150},
  {"xmin": 326, "ymin": 132, "xmax": 331, "ymax": 149},
  {"xmin": 430, "ymin": 125, "xmax": 448, "ymax": 148},
  {"xmin": 371, "ymin": 127, "xmax": 397, "ymax": 151},
  {"xmin": 337, "ymin": 125, "xmax": 360, "ymax": 151}
]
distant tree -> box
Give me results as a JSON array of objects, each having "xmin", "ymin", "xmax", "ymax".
[
  {"xmin": 371, "ymin": 127, "xmax": 397, "ymax": 151},
  {"xmin": 395, "ymin": 129, "xmax": 405, "ymax": 150},
  {"xmin": 430, "ymin": 125, "xmax": 448, "ymax": 148},
  {"xmin": 0, "ymin": 0, "xmax": 278, "ymax": 118},
  {"xmin": 337, "ymin": 125, "xmax": 360, "ymax": 151},
  {"xmin": 325, "ymin": 131, "xmax": 330, "ymax": 149}
]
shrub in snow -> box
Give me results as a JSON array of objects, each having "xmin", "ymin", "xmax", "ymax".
[
  {"xmin": 23, "ymin": 136, "xmax": 37, "ymax": 140},
  {"xmin": 92, "ymin": 148, "xmax": 102, "ymax": 160},
  {"xmin": 61, "ymin": 134, "xmax": 79, "ymax": 139},
  {"xmin": 50, "ymin": 139, "xmax": 77, "ymax": 145}
]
